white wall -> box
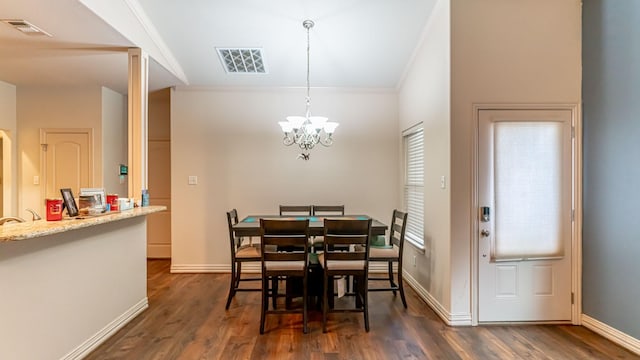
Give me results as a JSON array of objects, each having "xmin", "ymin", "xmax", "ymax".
[
  {"xmin": 0, "ymin": 80, "xmax": 17, "ymax": 216},
  {"xmin": 17, "ymin": 86, "xmax": 104, "ymax": 214},
  {"xmin": 397, "ymin": 0, "xmax": 452, "ymax": 315},
  {"xmin": 102, "ymin": 86, "xmax": 128, "ymax": 197},
  {"xmin": 450, "ymin": 0, "xmax": 582, "ymax": 318},
  {"xmin": 170, "ymin": 87, "xmax": 399, "ymax": 269}
]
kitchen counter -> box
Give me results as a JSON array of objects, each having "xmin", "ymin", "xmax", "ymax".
[
  {"xmin": 0, "ymin": 205, "xmax": 165, "ymax": 242},
  {"xmin": 0, "ymin": 205, "xmax": 166, "ymax": 360}
]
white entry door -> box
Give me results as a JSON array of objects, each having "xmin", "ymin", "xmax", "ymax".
[
  {"xmin": 478, "ymin": 109, "xmax": 573, "ymax": 322},
  {"xmin": 41, "ymin": 129, "xmax": 93, "ymax": 200}
]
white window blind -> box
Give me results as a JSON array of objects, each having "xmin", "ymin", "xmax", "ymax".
[
  {"xmin": 494, "ymin": 121, "xmax": 564, "ymax": 260},
  {"xmin": 403, "ymin": 126, "xmax": 424, "ymax": 247}
]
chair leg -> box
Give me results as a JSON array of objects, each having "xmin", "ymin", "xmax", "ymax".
[
  {"xmin": 362, "ymin": 275, "xmax": 370, "ymax": 332},
  {"xmin": 260, "ymin": 275, "xmax": 268, "ymax": 334},
  {"xmin": 388, "ymin": 261, "xmax": 397, "ymax": 296},
  {"xmin": 398, "ymin": 265, "xmax": 407, "ymax": 309},
  {"xmin": 272, "ymin": 277, "xmax": 278, "ymax": 309},
  {"xmin": 235, "ymin": 262, "xmax": 242, "ymax": 288},
  {"xmin": 225, "ymin": 261, "xmax": 236, "ymax": 310},
  {"xmin": 303, "ymin": 274, "xmax": 308, "ymax": 334},
  {"xmin": 355, "ymin": 276, "xmax": 363, "ymax": 308},
  {"xmin": 322, "ymin": 273, "xmax": 329, "ymax": 333}
]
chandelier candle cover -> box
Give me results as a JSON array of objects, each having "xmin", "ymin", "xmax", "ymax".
[{"xmin": 278, "ymin": 20, "xmax": 339, "ymax": 160}]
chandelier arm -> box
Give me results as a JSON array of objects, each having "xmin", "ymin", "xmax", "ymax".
[
  {"xmin": 282, "ymin": 134, "xmax": 294, "ymax": 146},
  {"xmin": 319, "ymin": 136, "xmax": 334, "ymax": 147}
]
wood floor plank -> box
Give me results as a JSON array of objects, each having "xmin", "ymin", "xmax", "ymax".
[{"xmin": 84, "ymin": 260, "xmax": 640, "ymax": 360}]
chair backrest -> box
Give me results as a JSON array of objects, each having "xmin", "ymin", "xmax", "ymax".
[
  {"xmin": 323, "ymin": 218, "xmax": 372, "ymax": 264},
  {"xmin": 260, "ymin": 219, "xmax": 310, "ymax": 264},
  {"xmin": 279, "ymin": 205, "xmax": 312, "ymax": 216},
  {"xmin": 227, "ymin": 209, "xmax": 240, "ymax": 259},
  {"xmin": 312, "ymin": 205, "xmax": 345, "ymax": 216},
  {"xmin": 389, "ymin": 210, "xmax": 408, "ymax": 250}
]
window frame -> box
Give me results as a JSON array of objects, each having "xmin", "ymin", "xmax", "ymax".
[{"xmin": 402, "ymin": 123, "xmax": 424, "ymax": 251}]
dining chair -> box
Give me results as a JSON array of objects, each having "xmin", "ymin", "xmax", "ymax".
[
  {"xmin": 320, "ymin": 218, "xmax": 372, "ymax": 332},
  {"xmin": 225, "ymin": 209, "xmax": 261, "ymax": 310},
  {"xmin": 368, "ymin": 209, "xmax": 409, "ymax": 308},
  {"xmin": 310, "ymin": 205, "xmax": 345, "ymax": 251},
  {"xmin": 279, "ymin": 205, "xmax": 312, "ymax": 216},
  {"xmin": 311, "ymin": 205, "xmax": 345, "ymax": 216},
  {"xmin": 259, "ymin": 218, "xmax": 310, "ymax": 334}
]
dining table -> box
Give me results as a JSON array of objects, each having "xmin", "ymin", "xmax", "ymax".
[{"xmin": 232, "ymin": 214, "xmax": 388, "ymax": 237}]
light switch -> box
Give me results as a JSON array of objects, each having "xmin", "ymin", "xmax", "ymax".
[
  {"xmin": 33, "ymin": 175, "xmax": 40, "ymax": 185},
  {"xmin": 188, "ymin": 176, "xmax": 198, "ymax": 185}
]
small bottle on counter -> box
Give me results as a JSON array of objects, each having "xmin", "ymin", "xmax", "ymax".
[{"xmin": 141, "ymin": 189, "xmax": 150, "ymax": 207}]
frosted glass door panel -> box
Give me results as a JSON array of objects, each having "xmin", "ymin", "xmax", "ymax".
[{"xmin": 494, "ymin": 122, "xmax": 564, "ymax": 260}]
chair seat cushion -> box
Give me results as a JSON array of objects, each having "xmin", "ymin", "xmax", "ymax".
[
  {"xmin": 236, "ymin": 245, "xmax": 260, "ymax": 259},
  {"xmin": 318, "ymin": 253, "xmax": 365, "ymax": 270},
  {"xmin": 369, "ymin": 245, "xmax": 399, "ymax": 260},
  {"xmin": 264, "ymin": 260, "xmax": 305, "ymax": 271},
  {"xmin": 370, "ymin": 235, "xmax": 386, "ymax": 247}
]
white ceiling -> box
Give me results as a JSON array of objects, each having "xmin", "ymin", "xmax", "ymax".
[{"xmin": 0, "ymin": 0, "xmax": 435, "ymax": 94}]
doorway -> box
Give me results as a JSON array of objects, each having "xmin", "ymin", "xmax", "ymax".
[{"xmin": 474, "ymin": 106, "xmax": 580, "ymax": 323}]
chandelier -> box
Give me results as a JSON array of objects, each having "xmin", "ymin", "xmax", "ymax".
[{"xmin": 278, "ymin": 20, "xmax": 339, "ymax": 160}]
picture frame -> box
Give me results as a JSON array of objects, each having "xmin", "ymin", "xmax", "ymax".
[
  {"xmin": 80, "ymin": 188, "xmax": 106, "ymax": 210},
  {"xmin": 60, "ymin": 188, "xmax": 79, "ymax": 217}
]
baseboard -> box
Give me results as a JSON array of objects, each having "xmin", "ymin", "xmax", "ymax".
[
  {"xmin": 402, "ymin": 269, "xmax": 472, "ymax": 326},
  {"xmin": 581, "ymin": 314, "xmax": 640, "ymax": 356},
  {"xmin": 170, "ymin": 263, "xmax": 395, "ymax": 274},
  {"xmin": 61, "ymin": 297, "xmax": 149, "ymax": 360}
]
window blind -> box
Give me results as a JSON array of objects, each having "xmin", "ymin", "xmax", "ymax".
[{"xmin": 403, "ymin": 127, "xmax": 424, "ymax": 247}]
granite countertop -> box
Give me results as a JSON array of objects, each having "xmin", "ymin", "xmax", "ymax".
[{"xmin": 0, "ymin": 206, "xmax": 166, "ymax": 243}]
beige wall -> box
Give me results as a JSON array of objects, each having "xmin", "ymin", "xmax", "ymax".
[
  {"xmin": 0, "ymin": 81, "xmax": 17, "ymax": 216},
  {"xmin": 170, "ymin": 87, "xmax": 400, "ymax": 269},
  {"xmin": 450, "ymin": 0, "xmax": 582, "ymax": 319},
  {"xmin": 102, "ymin": 86, "xmax": 128, "ymax": 197},
  {"xmin": 398, "ymin": 0, "xmax": 452, "ymax": 317},
  {"xmin": 17, "ymin": 86, "xmax": 104, "ymax": 214}
]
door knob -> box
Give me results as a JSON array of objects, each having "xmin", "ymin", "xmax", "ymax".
[{"xmin": 481, "ymin": 229, "xmax": 490, "ymax": 237}]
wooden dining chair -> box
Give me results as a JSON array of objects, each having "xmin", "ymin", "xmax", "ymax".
[
  {"xmin": 225, "ymin": 209, "xmax": 261, "ymax": 310},
  {"xmin": 320, "ymin": 218, "xmax": 372, "ymax": 332},
  {"xmin": 260, "ymin": 218, "xmax": 310, "ymax": 334},
  {"xmin": 310, "ymin": 205, "xmax": 345, "ymax": 251},
  {"xmin": 311, "ymin": 205, "xmax": 345, "ymax": 216},
  {"xmin": 368, "ymin": 209, "xmax": 409, "ymax": 308},
  {"xmin": 279, "ymin": 205, "xmax": 312, "ymax": 216}
]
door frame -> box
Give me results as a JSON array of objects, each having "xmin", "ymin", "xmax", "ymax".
[{"xmin": 470, "ymin": 103, "xmax": 582, "ymax": 326}]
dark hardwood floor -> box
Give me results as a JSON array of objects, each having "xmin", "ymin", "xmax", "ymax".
[{"xmin": 86, "ymin": 260, "xmax": 639, "ymax": 359}]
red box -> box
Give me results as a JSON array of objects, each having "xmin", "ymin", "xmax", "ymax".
[
  {"xmin": 46, "ymin": 199, "xmax": 63, "ymax": 221},
  {"xmin": 107, "ymin": 194, "xmax": 118, "ymax": 211}
]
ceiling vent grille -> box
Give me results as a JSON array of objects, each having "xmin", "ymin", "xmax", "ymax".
[
  {"xmin": 1, "ymin": 19, "xmax": 52, "ymax": 37},
  {"xmin": 216, "ymin": 48, "xmax": 266, "ymax": 74}
]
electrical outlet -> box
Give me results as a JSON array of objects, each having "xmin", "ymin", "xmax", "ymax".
[
  {"xmin": 188, "ymin": 176, "xmax": 198, "ymax": 185},
  {"xmin": 440, "ymin": 175, "xmax": 446, "ymax": 189}
]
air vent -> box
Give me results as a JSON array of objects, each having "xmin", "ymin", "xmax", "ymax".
[
  {"xmin": 1, "ymin": 19, "xmax": 52, "ymax": 37},
  {"xmin": 216, "ymin": 48, "xmax": 266, "ymax": 74}
]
